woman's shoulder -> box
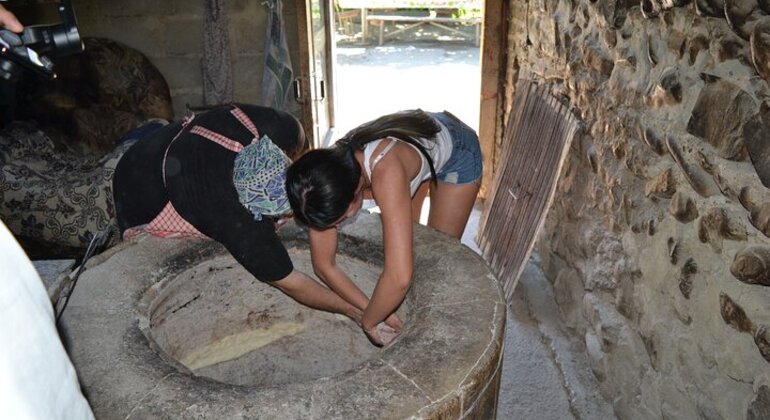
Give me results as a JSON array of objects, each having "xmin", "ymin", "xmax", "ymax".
[{"xmin": 370, "ymin": 139, "xmax": 422, "ymax": 177}]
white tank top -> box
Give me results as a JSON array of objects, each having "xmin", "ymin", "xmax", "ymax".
[{"xmin": 362, "ymin": 119, "xmax": 453, "ymax": 196}]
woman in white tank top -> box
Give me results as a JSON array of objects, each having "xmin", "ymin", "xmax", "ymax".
[{"xmin": 287, "ymin": 109, "xmax": 482, "ymax": 346}]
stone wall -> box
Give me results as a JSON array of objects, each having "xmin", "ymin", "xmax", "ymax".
[
  {"xmin": 504, "ymin": 0, "xmax": 770, "ymax": 417},
  {"xmin": 70, "ymin": 0, "xmax": 300, "ymax": 117}
]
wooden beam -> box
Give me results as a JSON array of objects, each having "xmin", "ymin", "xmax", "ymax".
[
  {"xmin": 294, "ymin": 0, "xmax": 315, "ymax": 149},
  {"xmin": 477, "ymin": 0, "xmax": 507, "ymax": 199}
]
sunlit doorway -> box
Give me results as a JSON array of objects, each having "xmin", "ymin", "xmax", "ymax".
[
  {"xmin": 320, "ymin": 1, "xmax": 484, "ymax": 249},
  {"xmin": 329, "ymin": 1, "xmax": 483, "ymax": 143}
]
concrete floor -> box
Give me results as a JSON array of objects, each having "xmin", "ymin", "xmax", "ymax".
[
  {"xmin": 498, "ymin": 256, "xmax": 616, "ymax": 419},
  {"xmin": 333, "ymin": 37, "xmax": 481, "ymax": 137}
]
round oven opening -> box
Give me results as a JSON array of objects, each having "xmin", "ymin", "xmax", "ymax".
[{"xmin": 145, "ymin": 247, "xmax": 401, "ymax": 387}]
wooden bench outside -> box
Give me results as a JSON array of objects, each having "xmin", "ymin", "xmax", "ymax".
[
  {"xmin": 336, "ymin": 0, "xmax": 482, "ymax": 45},
  {"xmin": 366, "ymin": 14, "xmax": 481, "ymax": 45}
]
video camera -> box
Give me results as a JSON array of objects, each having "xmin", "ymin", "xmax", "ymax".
[{"xmin": 0, "ymin": 0, "xmax": 83, "ymax": 82}]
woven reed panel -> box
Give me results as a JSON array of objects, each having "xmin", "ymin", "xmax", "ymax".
[{"xmin": 478, "ymin": 77, "xmax": 580, "ymax": 302}]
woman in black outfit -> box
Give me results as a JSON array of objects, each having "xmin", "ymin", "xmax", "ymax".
[{"xmin": 113, "ymin": 104, "xmax": 362, "ymax": 324}]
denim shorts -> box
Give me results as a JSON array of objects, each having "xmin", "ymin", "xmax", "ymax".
[{"xmin": 431, "ymin": 111, "xmax": 482, "ymax": 185}]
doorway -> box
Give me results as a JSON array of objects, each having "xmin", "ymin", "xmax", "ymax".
[
  {"xmin": 294, "ymin": 0, "xmax": 499, "ymax": 248},
  {"xmin": 295, "ymin": 0, "xmax": 486, "ymax": 149},
  {"xmin": 330, "ymin": 3, "xmax": 483, "ymax": 140}
]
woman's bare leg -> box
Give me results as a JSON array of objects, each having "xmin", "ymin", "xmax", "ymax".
[
  {"xmin": 426, "ymin": 181, "xmax": 480, "ymax": 239},
  {"xmin": 411, "ymin": 181, "xmax": 430, "ymax": 223}
]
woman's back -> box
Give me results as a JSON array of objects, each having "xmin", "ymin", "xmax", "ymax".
[
  {"xmin": 360, "ymin": 114, "xmax": 453, "ymax": 197},
  {"xmin": 287, "ymin": 109, "xmax": 442, "ymax": 229}
]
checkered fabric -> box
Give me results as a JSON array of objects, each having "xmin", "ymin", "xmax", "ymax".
[
  {"xmin": 123, "ymin": 202, "xmax": 208, "ymax": 240},
  {"xmin": 230, "ymin": 107, "xmax": 260, "ymax": 137},
  {"xmin": 189, "ymin": 126, "xmax": 244, "ymax": 152}
]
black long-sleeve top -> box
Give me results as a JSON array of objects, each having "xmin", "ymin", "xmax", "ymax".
[{"xmin": 113, "ymin": 104, "xmax": 304, "ymax": 282}]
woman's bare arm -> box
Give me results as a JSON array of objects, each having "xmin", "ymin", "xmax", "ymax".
[
  {"xmin": 309, "ymin": 227, "xmax": 371, "ymax": 311},
  {"xmin": 271, "ymin": 270, "xmax": 362, "ymax": 324},
  {"xmin": 360, "ymin": 149, "xmax": 415, "ymax": 340}
]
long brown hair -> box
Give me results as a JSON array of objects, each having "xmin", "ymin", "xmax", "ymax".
[{"xmin": 337, "ymin": 109, "xmax": 441, "ymax": 181}]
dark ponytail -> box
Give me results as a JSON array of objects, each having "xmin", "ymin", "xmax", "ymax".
[{"xmin": 340, "ymin": 109, "xmax": 441, "ymax": 181}]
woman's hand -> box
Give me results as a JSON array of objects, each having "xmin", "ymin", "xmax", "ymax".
[
  {"xmin": 273, "ymin": 215, "xmax": 291, "ymax": 230},
  {"xmin": 385, "ymin": 313, "xmax": 403, "ymax": 332},
  {"xmin": 362, "ymin": 322, "xmax": 400, "ymax": 347}
]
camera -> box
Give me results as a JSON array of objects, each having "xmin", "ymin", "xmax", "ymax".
[{"xmin": 0, "ymin": 0, "xmax": 83, "ymax": 82}]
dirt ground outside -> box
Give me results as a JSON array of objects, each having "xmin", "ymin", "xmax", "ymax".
[{"xmin": 332, "ymin": 22, "xmax": 481, "ymax": 140}]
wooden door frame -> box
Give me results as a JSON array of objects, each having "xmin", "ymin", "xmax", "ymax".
[
  {"xmin": 295, "ymin": 0, "xmax": 315, "ymax": 148},
  {"xmin": 294, "ymin": 0, "xmax": 337, "ymax": 149},
  {"xmin": 478, "ymin": 0, "xmax": 507, "ymax": 199}
]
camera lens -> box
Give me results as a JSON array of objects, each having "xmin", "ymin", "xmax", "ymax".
[{"xmin": 51, "ymin": 25, "xmax": 82, "ymax": 56}]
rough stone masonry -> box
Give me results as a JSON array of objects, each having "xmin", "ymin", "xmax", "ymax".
[{"xmin": 502, "ymin": 0, "xmax": 770, "ymax": 417}]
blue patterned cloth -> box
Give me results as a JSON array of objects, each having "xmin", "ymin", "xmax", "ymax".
[
  {"xmin": 261, "ymin": 0, "xmax": 294, "ymax": 111},
  {"xmin": 232, "ymin": 135, "xmax": 292, "ymax": 221}
]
